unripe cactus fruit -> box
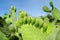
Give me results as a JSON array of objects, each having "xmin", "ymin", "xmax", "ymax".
[
  {"xmin": 18, "ymin": 10, "xmax": 28, "ymax": 18},
  {"xmin": 27, "ymin": 16, "xmax": 31, "ymax": 24},
  {"xmin": 43, "ymin": 26, "xmax": 47, "ymax": 33},
  {"xmin": 18, "ymin": 11, "xmax": 24, "ymax": 18},
  {"xmin": 24, "ymin": 12, "xmax": 28, "ymax": 17},
  {"xmin": 23, "ymin": 16, "xmax": 27, "ymax": 24},
  {"xmin": 34, "ymin": 19, "xmax": 39, "ymax": 27},
  {"xmin": 18, "ymin": 18, "xmax": 23, "ymax": 26},
  {"xmin": 38, "ymin": 19, "xmax": 44, "ymax": 28},
  {"xmin": 5, "ymin": 18, "xmax": 12, "ymax": 25},
  {"xmin": 44, "ymin": 17, "xmax": 49, "ymax": 23},
  {"xmin": 3, "ymin": 13, "xmax": 9, "ymax": 19},
  {"xmin": 43, "ymin": 23, "xmax": 48, "ymax": 33},
  {"xmin": 10, "ymin": 6, "xmax": 16, "ymax": 17},
  {"xmin": 10, "ymin": 6, "xmax": 16, "ymax": 12},
  {"xmin": 31, "ymin": 17, "xmax": 36, "ymax": 25}
]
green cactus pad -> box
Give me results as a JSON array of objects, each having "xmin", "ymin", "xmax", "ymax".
[{"xmin": 42, "ymin": 6, "xmax": 50, "ymax": 12}]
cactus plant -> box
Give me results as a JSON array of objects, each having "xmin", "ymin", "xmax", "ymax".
[{"xmin": 0, "ymin": 0, "xmax": 60, "ymax": 40}]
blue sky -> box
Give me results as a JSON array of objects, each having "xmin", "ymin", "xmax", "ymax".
[{"xmin": 0, "ymin": 0, "xmax": 60, "ymax": 17}]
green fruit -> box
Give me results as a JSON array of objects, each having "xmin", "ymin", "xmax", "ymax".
[
  {"xmin": 18, "ymin": 18, "xmax": 23, "ymax": 26},
  {"xmin": 23, "ymin": 16, "xmax": 27, "ymax": 24},
  {"xmin": 34, "ymin": 19, "xmax": 39, "ymax": 27},
  {"xmin": 27, "ymin": 16, "xmax": 31, "ymax": 24},
  {"xmin": 19, "ymin": 10, "xmax": 28, "ymax": 18},
  {"xmin": 31, "ymin": 17, "xmax": 36, "ymax": 25},
  {"xmin": 10, "ymin": 6, "xmax": 16, "ymax": 17},
  {"xmin": 24, "ymin": 12, "xmax": 28, "ymax": 17},
  {"xmin": 38, "ymin": 18, "xmax": 44, "ymax": 28},
  {"xmin": 43, "ymin": 27, "xmax": 47, "ymax": 33},
  {"xmin": 5, "ymin": 18, "xmax": 12, "ymax": 25},
  {"xmin": 42, "ymin": 6, "xmax": 50, "ymax": 12},
  {"xmin": 10, "ymin": 6, "xmax": 16, "ymax": 12},
  {"xmin": 42, "ymin": 22, "xmax": 48, "ymax": 33},
  {"xmin": 3, "ymin": 13, "xmax": 9, "ymax": 19},
  {"xmin": 44, "ymin": 17, "xmax": 49, "ymax": 23},
  {"xmin": 19, "ymin": 11, "xmax": 24, "ymax": 18}
]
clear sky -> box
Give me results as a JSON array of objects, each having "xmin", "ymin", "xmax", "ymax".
[{"xmin": 0, "ymin": 0, "xmax": 60, "ymax": 17}]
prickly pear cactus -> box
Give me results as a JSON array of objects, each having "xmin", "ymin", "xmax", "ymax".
[
  {"xmin": 0, "ymin": 0, "xmax": 60, "ymax": 40},
  {"xmin": 17, "ymin": 10, "xmax": 48, "ymax": 40},
  {"xmin": 43, "ymin": 0, "xmax": 60, "ymax": 20}
]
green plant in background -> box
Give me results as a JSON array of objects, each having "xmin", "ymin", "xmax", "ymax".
[
  {"xmin": 43, "ymin": 0, "xmax": 60, "ymax": 20},
  {"xmin": 0, "ymin": 0, "xmax": 60, "ymax": 40}
]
